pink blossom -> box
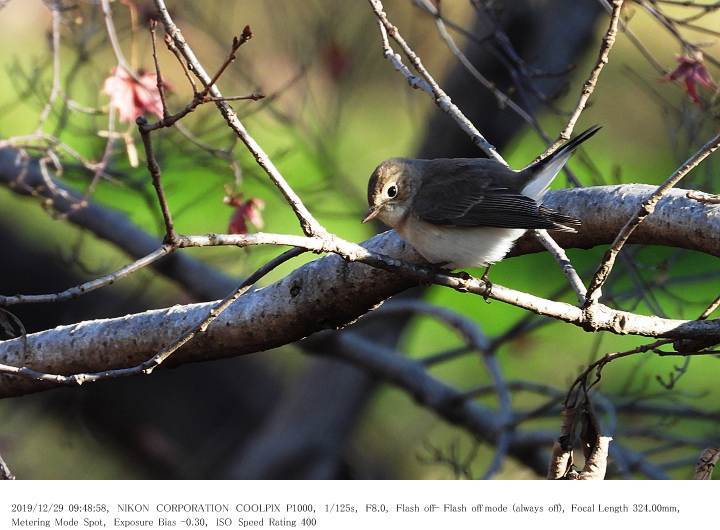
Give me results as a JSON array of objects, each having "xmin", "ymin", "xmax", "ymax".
[
  {"xmin": 103, "ymin": 67, "xmax": 165, "ymax": 122},
  {"xmin": 225, "ymin": 193, "xmax": 265, "ymax": 234},
  {"xmin": 665, "ymin": 52, "xmax": 716, "ymax": 105}
]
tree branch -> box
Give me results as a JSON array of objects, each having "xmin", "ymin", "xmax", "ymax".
[
  {"xmin": 584, "ymin": 131, "xmax": 720, "ymax": 304},
  {"xmin": 4, "ymin": 183, "xmax": 720, "ymax": 398},
  {"xmin": 694, "ymin": 447, "xmax": 720, "ymax": 480},
  {"xmin": 0, "ymin": 452, "xmax": 13, "ymax": 480},
  {"xmin": 539, "ymin": 0, "xmax": 624, "ymax": 158},
  {"xmin": 152, "ymin": 0, "xmax": 325, "ymax": 237},
  {"xmin": 367, "ymin": 0, "xmax": 507, "ymax": 165}
]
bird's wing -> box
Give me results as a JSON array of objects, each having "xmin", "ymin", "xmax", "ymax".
[{"xmin": 413, "ymin": 159, "xmax": 580, "ymax": 231}]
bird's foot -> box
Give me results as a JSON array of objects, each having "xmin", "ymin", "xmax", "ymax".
[
  {"xmin": 481, "ymin": 266, "xmax": 493, "ymax": 303},
  {"xmin": 424, "ymin": 262, "xmax": 472, "ymax": 288},
  {"xmin": 432, "ymin": 262, "xmax": 472, "ymax": 281}
]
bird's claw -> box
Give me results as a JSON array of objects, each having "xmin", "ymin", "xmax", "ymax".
[{"xmin": 481, "ymin": 266, "xmax": 493, "ymax": 303}]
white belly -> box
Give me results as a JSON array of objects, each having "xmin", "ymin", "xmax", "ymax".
[{"xmin": 397, "ymin": 217, "xmax": 525, "ymax": 269}]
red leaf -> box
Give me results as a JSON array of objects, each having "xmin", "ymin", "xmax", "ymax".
[
  {"xmin": 664, "ymin": 52, "xmax": 716, "ymax": 106},
  {"xmin": 103, "ymin": 67, "xmax": 168, "ymax": 122},
  {"xmin": 225, "ymin": 193, "xmax": 265, "ymax": 234}
]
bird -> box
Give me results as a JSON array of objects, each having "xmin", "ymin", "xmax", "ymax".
[{"xmin": 363, "ymin": 125, "xmax": 600, "ymax": 270}]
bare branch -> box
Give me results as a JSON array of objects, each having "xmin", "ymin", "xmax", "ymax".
[
  {"xmin": 367, "ymin": 0, "xmax": 507, "ymax": 165},
  {"xmin": 137, "ymin": 118, "xmax": 177, "ymax": 243},
  {"xmin": 585, "ymin": 131, "xmax": 720, "ymax": 305},
  {"xmin": 0, "ymin": 248, "xmax": 303, "ymax": 387},
  {"xmin": 100, "ymin": 0, "xmax": 142, "ymax": 83},
  {"xmin": 533, "ymin": 230, "xmax": 587, "ymax": 304},
  {"xmin": 694, "ymin": 447, "xmax": 720, "ymax": 479},
  {"xmin": 149, "ymin": 19, "xmax": 170, "ymax": 120},
  {"xmin": 540, "ymin": 0, "xmax": 624, "ymax": 159},
  {"xmin": 413, "ymin": 0, "xmax": 536, "ymax": 128},
  {"xmin": 35, "ymin": 0, "xmax": 62, "ymax": 133},
  {"xmin": 0, "ymin": 148, "xmax": 233, "ymax": 300},
  {"xmin": 0, "ymin": 453, "xmax": 14, "ymax": 480},
  {"xmin": 152, "ymin": 0, "xmax": 326, "ymax": 237},
  {"xmin": 0, "ymin": 246, "xmax": 172, "ymax": 306},
  {"xmin": 4, "ymin": 211, "xmax": 720, "ymax": 399}
]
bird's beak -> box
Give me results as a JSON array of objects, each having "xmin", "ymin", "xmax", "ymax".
[{"xmin": 362, "ymin": 205, "xmax": 381, "ymax": 224}]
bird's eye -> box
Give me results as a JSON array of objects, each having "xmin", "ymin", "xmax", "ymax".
[{"xmin": 387, "ymin": 185, "xmax": 398, "ymax": 198}]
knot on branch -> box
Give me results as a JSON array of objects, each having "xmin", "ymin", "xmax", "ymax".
[
  {"xmin": 581, "ymin": 304, "xmax": 631, "ymax": 335},
  {"xmin": 581, "ymin": 304, "xmax": 607, "ymax": 333},
  {"xmin": 436, "ymin": 95, "xmax": 452, "ymax": 111}
]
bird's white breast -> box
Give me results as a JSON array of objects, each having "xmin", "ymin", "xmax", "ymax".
[{"xmin": 397, "ymin": 217, "xmax": 525, "ymax": 269}]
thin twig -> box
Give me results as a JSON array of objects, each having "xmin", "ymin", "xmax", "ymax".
[
  {"xmin": 57, "ymin": 107, "xmax": 118, "ymax": 220},
  {"xmin": 149, "ymin": 19, "xmax": 170, "ymax": 120},
  {"xmin": 413, "ymin": 0, "xmax": 536, "ymax": 127},
  {"xmin": 568, "ymin": 288, "xmax": 720, "ymax": 409},
  {"xmin": 137, "ymin": 117, "xmax": 177, "ymax": 243},
  {"xmin": 153, "ymin": 1, "xmax": 326, "ymax": 237},
  {"xmin": 163, "ymin": 33, "xmax": 197, "ymax": 94},
  {"xmin": 142, "ymin": 27, "xmax": 257, "ymax": 132},
  {"xmin": 533, "ymin": 230, "xmax": 587, "ymax": 304},
  {"xmin": 367, "ymin": 0, "xmax": 507, "ymax": 165},
  {"xmin": 585, "ymin": 131, "xmax": 720, "ymax": 305},
  {"xmin": 203, "ymin": 94, "xmax": 265, "ymax": 102},
  {"xmin": 0, "ymin": 248, "xmax": 304, "ymax": 385},
  {"xmin": 100, "ymin": 0, "xmax": 142, "ymax": 83},
  {"xmin": 539, "ymin": 0, "xmax": 624, "ymax": 160},
  {"xmin": 35, "ymin": 0, "xmax": 62, "ymax": 133},
  {"xmin": 687, "ymin": 189, "xmax": 720, "ymax": 204},
  {"xmin": 0, "ymin": 246, "xmax": 172, "ymax": 306}
]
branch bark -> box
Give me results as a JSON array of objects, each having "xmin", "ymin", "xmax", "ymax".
[
  {"xmin": 2, "ymin": 184, "xmax": 720, "ymax": 398},
  {"xmin": 694, "ymin": 447, "xmax": 720, "ymax": 480}
]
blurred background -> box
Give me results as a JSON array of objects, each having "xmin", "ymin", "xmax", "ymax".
[{"xmin": 0, "ymin": 0, "xmax": 719, "ymax": 479}]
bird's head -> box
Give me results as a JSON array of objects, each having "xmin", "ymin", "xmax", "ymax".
[{"xmin": 363, "ymin": 158, "xmax": 421, "ymax": 227}]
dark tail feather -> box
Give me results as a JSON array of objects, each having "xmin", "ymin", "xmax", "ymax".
[
  {"xmin": 540, "ymin": 206, "xmax": 581, "ymax": 233},
  {"xmin": 521, "ymin": 125, "xmax": 602, "ymax": 199},
  {"xmin": 550, "ymin": 125, "xmax": 601, "ymax": 163},
  {"xmin": 526, "ymin": 125, "xmax": 602, "ymax": 175}
]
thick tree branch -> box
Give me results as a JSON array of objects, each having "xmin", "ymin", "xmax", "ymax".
[
  {"xmin": 3, "ymin": 182, "xmax": 720, "ymax": 398},
  {"xmin": 512, "ymin": 184, "xmax": 720, "ymax": 258}
]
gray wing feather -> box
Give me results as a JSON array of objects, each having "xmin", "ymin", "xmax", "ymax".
[{"xmin": 413, "ymin": 159, "xmax": 580, "ymax": 231}]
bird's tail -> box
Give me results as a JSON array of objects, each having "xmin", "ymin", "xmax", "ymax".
[{"xmin": 521, "ymin": 125, "xmax": 601, "ymax": 200}]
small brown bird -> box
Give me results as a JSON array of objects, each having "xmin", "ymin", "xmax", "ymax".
[{"xmin": 363, "ymin": 126, "xmax": 600, "ymax": 269}]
